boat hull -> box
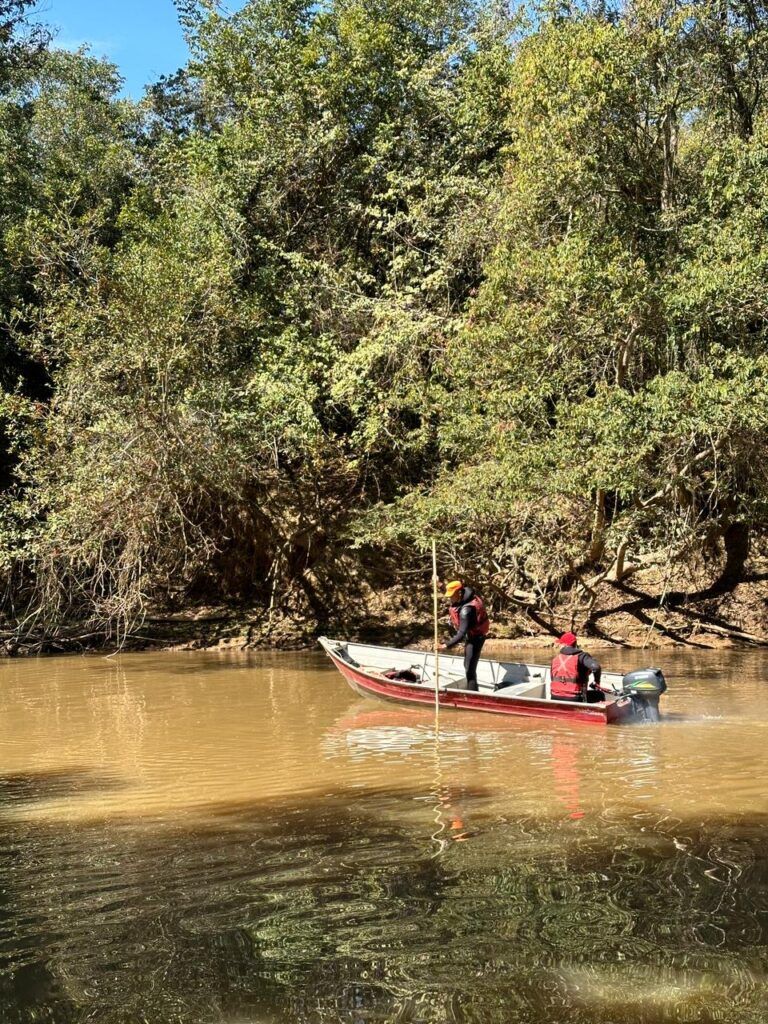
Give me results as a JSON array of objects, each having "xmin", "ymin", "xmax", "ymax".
[{"xmin": 322, "ymin": 640, "xmax": 636, "ymax": 726}]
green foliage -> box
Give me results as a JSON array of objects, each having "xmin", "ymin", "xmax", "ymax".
[
  {"xmin": 356, "ymin": 0, "xmax": 768, "ymax": 606},
  {"xmin": 4, "ymin": 0, "xmax": 768, "ymax": 641}
]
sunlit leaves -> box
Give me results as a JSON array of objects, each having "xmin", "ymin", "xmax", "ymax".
[{"xmin": 6, "ymin": 0, "xmax": 768, "ymax": 638}]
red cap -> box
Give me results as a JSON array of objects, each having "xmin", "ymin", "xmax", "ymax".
[{"xmin": 557, "ymin": 631, "xmax": 577, "ymax": 646}]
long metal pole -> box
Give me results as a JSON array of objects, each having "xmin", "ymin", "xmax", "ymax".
[{"xmin": 432, "ymin": 539, "xmax": 440, "ymax": 716}]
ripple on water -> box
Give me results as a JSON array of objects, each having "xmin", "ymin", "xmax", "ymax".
[{"xmin": 0, "ymin": 649, "xmax": 766, "ymax": 1023}]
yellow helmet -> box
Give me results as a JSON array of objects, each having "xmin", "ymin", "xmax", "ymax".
[{"xmin": 444, "ymin": 580, "xmax": 462, "ymax": 598}]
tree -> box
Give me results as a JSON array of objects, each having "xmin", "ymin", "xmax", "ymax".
[
  {"xmin": 6, "ymin": 0, "xmax": 768, "ymax": 645},
  {"xmin": 360, "ymin": 0, "xmax": 768, "ymax": 620},
  {"xmin": 1, "ymin": 0, "xmax": 514, "ymax": 642}
]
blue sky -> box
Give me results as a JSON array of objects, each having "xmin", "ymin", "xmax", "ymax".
[{"xmin": 30, "ymin": 0, "xmax": 237, "ymax": 97}]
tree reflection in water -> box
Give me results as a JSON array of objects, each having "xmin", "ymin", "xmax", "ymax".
[{"xmin": 0, "ymin": 785, "xmax": 765, "ymax": 1024}]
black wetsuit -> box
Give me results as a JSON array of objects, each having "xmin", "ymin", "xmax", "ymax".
[{"xmin": 445, "ymin": 587, "xmax": 486, "ymax": 691}]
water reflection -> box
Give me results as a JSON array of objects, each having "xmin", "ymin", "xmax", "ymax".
[
  {"xmin": 0, "ymin": 648, "xmax": 765, "ymax": 1023},
  {"xmin": 0, "ymin": 790, "xmax": 765, "ymax": 1023},
  {"xmin": 550, "ymin": 737, "xmax": 585, "ymax": 821}
]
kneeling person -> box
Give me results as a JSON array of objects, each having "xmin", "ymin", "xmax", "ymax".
[
  {"xmin": 550, "ymin": 632, "xmax": 603, "ymax": 703},
  {"xmin": 440, "ymin": 581, "xmax": 490, "ymax": 691}
]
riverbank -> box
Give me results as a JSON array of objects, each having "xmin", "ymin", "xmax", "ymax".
[
  {"xmin": 3, "ymin": 553, "xmax": 768, "ymax": 657},
  {"xmin": 149, "ymin": 554, "xmax": 768, "ymax": 654}
]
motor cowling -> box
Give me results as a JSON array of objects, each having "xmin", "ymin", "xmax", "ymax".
[{"xmin": 622, "ymin": 668, "xmax": 667, "ymax": 721}]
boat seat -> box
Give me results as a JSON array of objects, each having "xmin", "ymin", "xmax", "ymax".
[{"xmin": 516, "ymin": 681, "xmax": 547, "ymax": 700}]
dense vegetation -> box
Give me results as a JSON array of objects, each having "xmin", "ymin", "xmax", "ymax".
[{"xmin": 2, "ymin": 0, "xmax": 768, "ymax": 647}]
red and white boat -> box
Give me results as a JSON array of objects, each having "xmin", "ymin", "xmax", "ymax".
[{"xmin": 319, "ymin": 637, "xmax": 667, "ymax": 725}]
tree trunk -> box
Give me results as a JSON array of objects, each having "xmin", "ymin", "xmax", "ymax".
[
  {"xmin": 721, "ymin": 521, "xmax": 750, "ymax": 585},
  {"xmin": 588, "ymin": 490, "xmax": 606, "ymax": 563}
]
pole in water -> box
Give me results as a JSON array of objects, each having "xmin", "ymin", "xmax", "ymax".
[{"xmin": 432, "ymin": 539, "xmax": 440, "ymax": 717}]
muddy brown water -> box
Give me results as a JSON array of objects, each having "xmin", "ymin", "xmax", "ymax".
[{"xmin": 0, "ymin": 647, "xmax": 766, "ymax": 1024}]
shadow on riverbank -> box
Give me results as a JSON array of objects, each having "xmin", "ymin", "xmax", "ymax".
[{"xmin": 4, "ymin": 552, "xmax": 768, "ymax": 659}]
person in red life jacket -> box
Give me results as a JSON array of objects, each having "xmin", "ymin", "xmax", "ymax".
[
  {"xmin": 439, "ymin": 580, "xmax": 490, "ymax": 691},
  {"xmin": 550, "ymin": 631, "xmax": 603, "ymax": 703}
]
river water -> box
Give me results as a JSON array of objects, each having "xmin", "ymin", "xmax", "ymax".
[{"xmin": 0, "ymin": 646, "xmax": 765, "ymax": 1023}]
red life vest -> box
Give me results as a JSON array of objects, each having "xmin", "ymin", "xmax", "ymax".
[
  {"xmin": 550, "ymin": 652, "xmax": 584, "ymax": 700},
  {"xmin": 449, "ymin": 594, "xmax": 490, "ymax": 639}
]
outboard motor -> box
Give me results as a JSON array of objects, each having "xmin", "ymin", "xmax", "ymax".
[{"xmin": 622, "ymin": 669, "xmax": 667, "ymax": 722}]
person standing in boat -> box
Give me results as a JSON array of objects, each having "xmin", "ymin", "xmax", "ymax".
[
  {"xmin": 439, "ymin": 581, "xmax": 490, "ymax": 691},
  {"xmin": 550, "ymin": 632, "xmax": 603, "ymax": 702}
]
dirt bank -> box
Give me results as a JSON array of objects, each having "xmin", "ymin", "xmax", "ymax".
[
  {"xmin": 146, "ymin": 554, "xmax": 768, "ymax": 654},
  {"xmin": 3, "ymin": 553, "xmax": 768, "ymax": 657}
]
